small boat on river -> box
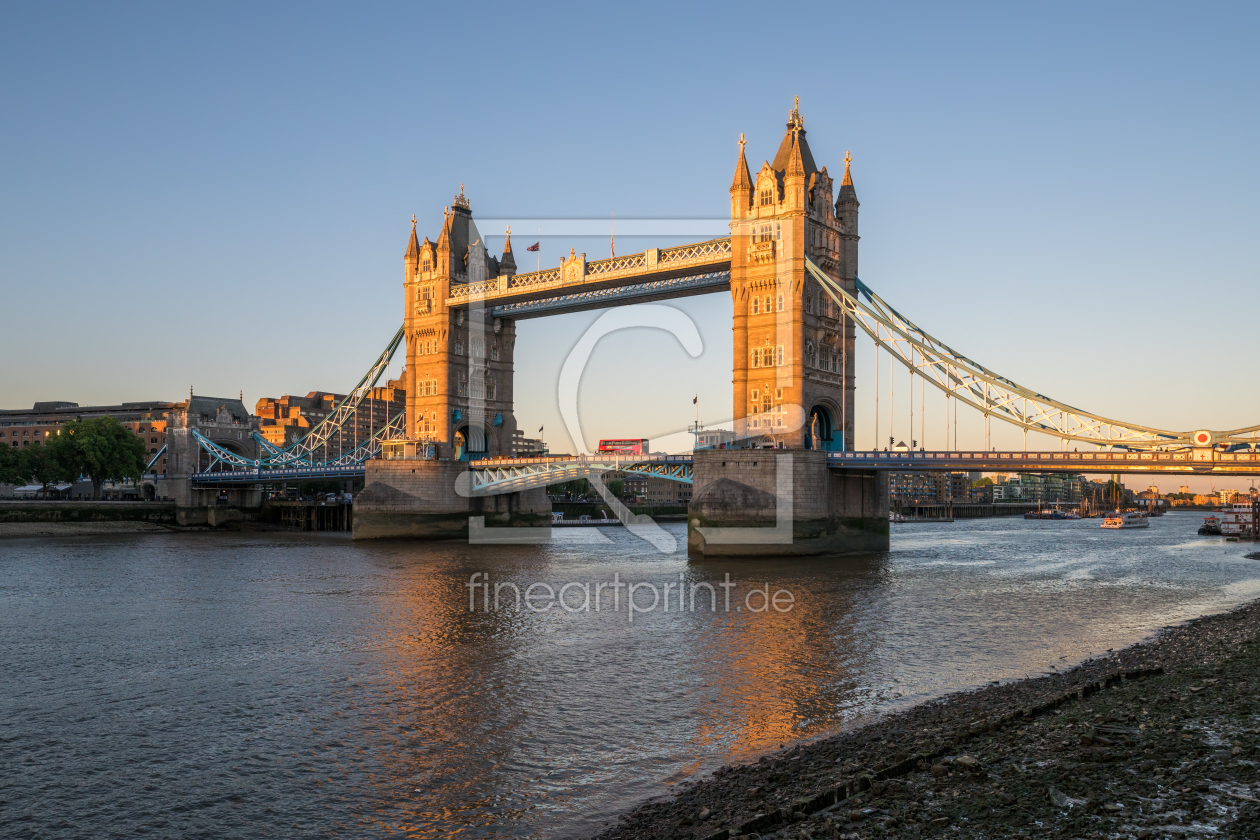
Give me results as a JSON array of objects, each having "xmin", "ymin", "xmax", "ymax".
[{"xmin": 1101, "ymin": 511, "xmax": 1149, "ymax": 529}]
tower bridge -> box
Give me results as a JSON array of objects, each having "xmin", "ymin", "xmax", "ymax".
[{"xmin": 181, "ymin": 101, "xmax": 1260, "ymax": 551}]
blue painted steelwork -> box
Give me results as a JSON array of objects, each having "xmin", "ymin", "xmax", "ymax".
[
  {"xmin": 192, "ymin": 465, "xmax": 366, "ymax": 484},
  {"xmin": 491, "ymin": 271, "xmax": 730, "ymax": 319},
  {"xmin": 144, "ymin": 444, "xmax": 166, "ymax": 472},
  {"xmin": 188, "ymin": 325, "xmax": 407, "ymax": 484},
  {"xmin": 466, "ymin": 454, "xmax": 694, "ymax": 495}
]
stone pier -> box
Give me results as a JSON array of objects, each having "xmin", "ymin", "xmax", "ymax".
[
  {"xmin": 687, "ymin": 449, "xmax": 888, "ymax": 556},
  {"xmin": 353, "ymin": 458, "xmax": 550, "ymax": 540}
]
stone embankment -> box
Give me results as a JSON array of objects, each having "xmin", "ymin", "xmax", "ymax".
[{"xmin": 597, "ymin": 602, "xmax": 1260, "ymax": 840}]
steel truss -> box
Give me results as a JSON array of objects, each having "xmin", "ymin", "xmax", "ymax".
[
  {"xmin": 192, "ymin": 410, "xmax": 406, "ymax": 474},
  {"xmin": 189, "ymin": 324, "xmax": 408, "ymax": 480},
  {"xmin": 804, "ymin": 258, "xmax": 1260, "ymax": 449},
  {"xmin": 467, "ymin": 455, "xmax": 693, "ymax": 495}
]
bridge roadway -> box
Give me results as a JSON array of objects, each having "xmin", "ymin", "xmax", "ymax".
[
  {"xmin": 447, "ymin": 238, "xmax": 732, "ymax": 318},
  {"xmin": 188, "ymin": 447, "xmax": 1260, "ymax": 490}
]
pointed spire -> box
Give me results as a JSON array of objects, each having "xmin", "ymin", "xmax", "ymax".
[
  {"xmin": 405, "ymin": 214, "xmax": 420, "ymax": 261},
  {"xmin": 838, "ymin": 150, "xmax": 858, "ymax": 208},
  {"xmin": 786, "ymin": 132, "xmax": 806, "ymax": 178},
  {"xmin": 499, "ymin": 225, "xmax": 517, "ymax": 274},
  {"xmin": 730, "ymin": 132, "xmax": 752, "ymax": 192},
  {"xmin": 771, "ymin": 98, "xmax": 817, "ymax": 175}
]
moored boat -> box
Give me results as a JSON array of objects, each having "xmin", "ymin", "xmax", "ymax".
[{"xmin": 1219, "ymin": 503, "xmax": 1255, "ymax": 537}]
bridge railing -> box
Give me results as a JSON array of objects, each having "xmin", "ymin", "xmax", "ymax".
[{"xmin": 446, "ymin": 238, "xmax": 733, "ymax": 305}]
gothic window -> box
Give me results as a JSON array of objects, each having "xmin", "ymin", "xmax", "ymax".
[
  {"xmin": 759, "ymin": 188, "xmax": 773, "ymax": 206},
  {"xmin": 777, "ymin": 345, "xmax": 785, "ymax": 366},
  {"xmin": 458, "ymin": 372, "xmax": 467, "ymax": 397},
  {"xmin": 805, "ymin": 295, "xmax": 813, "ymax": 315},
  {"xmin": 431, "ymin": 411, "xmax": 437, "ymax": 423},
  {"xmin": 751, "ymin": 296, "xmax": 759, "ymax": 315},
  {"xmin": 750, "ymin": 349, "xmax": 759, "ymax": 369},
  {"xmin": 491, "ymin": 340, "xmax": 499, "ymax": 361},
  {"xmin": 761, "ymin": 347, "xmax": 773, "ymax": 367},
  {"xmin": 422, "ymin": 258, "xmax": 430, "ymax": 272},
  {"xmin": 472, "ymin": 336, "xmax": 484, "ymax": 358},
  {"xmin": 454, "ymin": 339, "xmax": 463, "ymax": 355},
  {"xmin": 486, "ymin": 373, "xmax": 495, "ymax": 400},
  {"xmin": 776, "ymin": 293, "xmax": 784, "ymax": 312},
  {"xmin": 775, "ymin": 388, "xmax": 783, "ymax": 400}
]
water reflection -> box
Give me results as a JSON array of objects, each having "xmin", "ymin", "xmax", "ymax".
[{"xmin": 2, "ymin": 513, "xmax": 1258, "ymax": 839}]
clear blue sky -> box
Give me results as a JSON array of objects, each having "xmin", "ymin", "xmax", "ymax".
[{"xmin": 2, "ymin": 2, "xmax": 1257, "ymax": 491}]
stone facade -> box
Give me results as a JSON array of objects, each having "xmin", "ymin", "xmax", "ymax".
[
  {"xmin": 688, "ymin": 449, "xmax": 888, "ymax": 556},
  {"xmin": 403, "ymin": 189, "xmax": 518, "ymax": 460},
  {"xmin": 162, "ymin": 396, "xmax": 262, "ymax": 515},
  {"xmin": 729, "ymin": 102, "xmax": 858, "ymax": 451}
]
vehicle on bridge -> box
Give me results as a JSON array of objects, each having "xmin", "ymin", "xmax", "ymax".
[{"xmin": 598, "ymin": 439, "xmax": 649, "ymax": 456}]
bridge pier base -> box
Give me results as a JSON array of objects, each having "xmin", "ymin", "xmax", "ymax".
[
  {"xmin": 687, "ymin": 450, "xmax": 889, "ymax": 557},
  {"xmin": 353, "ymin": 458, "xmax": 550, "ymax": 540}
]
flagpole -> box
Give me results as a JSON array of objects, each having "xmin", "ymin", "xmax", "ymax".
[{"xmin": 537, "ymin": 225, "xmax": 541, "ymax": 272}]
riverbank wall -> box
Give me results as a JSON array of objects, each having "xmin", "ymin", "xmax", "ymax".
[{"xmin": 0, "ymin": 501, "xmax": 177, "ymax": 524}]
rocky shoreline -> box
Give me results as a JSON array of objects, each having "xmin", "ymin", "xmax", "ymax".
[{"xmin": 595, "ymin": 600, "xmax": 1260, "ymax": 839}]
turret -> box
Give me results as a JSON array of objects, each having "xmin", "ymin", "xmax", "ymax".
[
  {"xmin": 730, "ymin": 133, "xmax": 753, "ymax": 220},
  {"xmin": 499, "ymin": 227, "xmax": 517, "ymax": 276},
  {"xmin": 836, "ymin": 151, "xmax": 860, "ymax": 279},
  {"xmin": 405, "ymin": 215, "xmax": 420, "ymax": 279}
]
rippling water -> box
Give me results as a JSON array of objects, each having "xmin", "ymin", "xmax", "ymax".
[{"xmin": 2, "ymin": 512, "xmax": 1258, "ymax": 838}]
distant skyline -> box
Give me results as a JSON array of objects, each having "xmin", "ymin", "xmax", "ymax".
[{"xmin": 2, "ymin": 2, "xmax": 1257, "ymax": 493}]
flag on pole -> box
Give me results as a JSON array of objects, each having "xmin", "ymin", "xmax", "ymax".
[
  {"xmin": 693, "ymin": 395, "xmax": 698, "ymax": 404},
  {"xmin": 538, "ymin": 425, "xmax": 544, "ymax": 434},
  {"xmin": 526, "ymin": 242, "xmax": 540, "ymax": 252}
]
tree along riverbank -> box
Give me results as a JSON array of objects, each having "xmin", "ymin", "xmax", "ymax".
[{"xmin": 596, "ymin": 599, "xmax": 1260, "ymax": 840}]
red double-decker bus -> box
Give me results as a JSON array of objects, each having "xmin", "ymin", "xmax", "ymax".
[{"xmin": 598, "ymin": 438, "xmax": 648, "ymax": 456}]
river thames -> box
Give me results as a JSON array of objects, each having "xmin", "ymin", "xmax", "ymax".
[{"xmin": 2, "ymin": 512, "xmax": 1258, "ymax": 838}]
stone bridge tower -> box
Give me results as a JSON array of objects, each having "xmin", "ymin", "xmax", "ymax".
[
  {"xmin": 403, "ymin": 188, "xmax": 518, "ymax": 460},
  {"xmin": 729, "ymin": 101, "xmax": 858, "ymax": 451}
]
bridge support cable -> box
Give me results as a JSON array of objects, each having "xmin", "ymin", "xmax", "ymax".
[
  {"xmin": 264, "ymin": 324, "xmax": 406, "ymax": 466},
  {"xmin": 804, "ymin": 258, "xmax": 1258, "ymax": 450}
]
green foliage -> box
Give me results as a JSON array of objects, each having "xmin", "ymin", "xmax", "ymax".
[
  {"xmin": 20, "ymin": 445, "xmax": 69, "ymax": 489},
  {"xmin": 0, "ymin": 443, "xmax": 20, "ymax": 485},
  {"xmin": 53, "ymin": 417, "xmax": 148, "ymax": 499},
  {"xmin": 606, "ymin": 479, "xmax": 625, "ymax": 498},
  {"xmin": 971, "ymin": 477, "xmax": 993, "ymax": 487}
]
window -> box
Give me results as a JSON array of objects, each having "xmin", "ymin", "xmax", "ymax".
[
  {"xmin": 458, "ymin": 373, "xmax": 467, "ymax": 397},
  {"xmin": 472, "ymin": 336, "xmax": 484, "ymax": 358},
  {"xmin": 777, "ymin": 345, "xmax": 785, "ymax": 366},
  {"xmin": 431, "ymin": 411, "xmax": 437, "ymax": 423},
  {"xmin": 764, "ymin": 295, "xmax": 772, "ymax": 313},
  {"xmin": 776, "ymin": 294, "xmax": 784, "ymax": 312},
  {"xmin": 454, "ymin": 339, "xmax": 463, "ymax": 355},
  {"xmin": 491, "ymin": 340, "xmax": 499, "ymax": 361},
  {"xmin": 486, "ymin": 374, "xmax": 496, "ymax": 400},
  {"xmin": 422, "ymin": 258, "xmax": 431, "ymax": 272},
  {"xmin": 751, "ymin": 297, "xmax": 759, "ymax": 315},
  {"xmin": 470, "ymin": 372, "xmax": 485, "ymax": 400},
  {"xmin": 775, "ymin": 388, "xmax": 783, "ymax": 400},
  {"xmin": 751, "ymin": 389, "xmax": 760, "ymax": 401},
  {"xmin": 759, "ymin": 188, "xmax": 773, "ymax": 206},
  {"xmin": 750, "ymin": 349, "xmax": 759, "ymax": 369},
  {"xmin": 762, "ymin": 347, "xmax": 773, "ymax": 367}
]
